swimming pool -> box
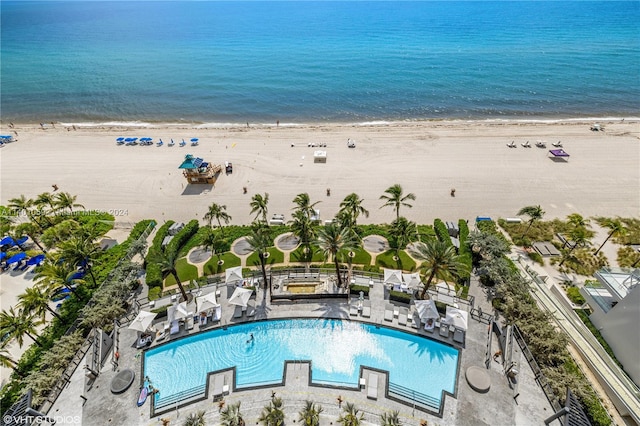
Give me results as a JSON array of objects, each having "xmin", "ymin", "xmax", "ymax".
[{"xmin": 144, "ymin": 319, "xmax": 459, "ymax": 408}]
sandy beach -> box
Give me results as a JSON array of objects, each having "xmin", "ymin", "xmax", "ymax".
[{"xmin": 1, "ymin": 120, "xmax": 638, "ymax": 226}]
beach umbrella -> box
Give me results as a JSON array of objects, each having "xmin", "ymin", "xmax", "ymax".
[
  {"xmin": 6, "ymin": 252, "xmax": 26, "ymax": 265},
  {"xmin": 383, "ymin": 268, "xmax": 403, "ymax": 285},
  {"xmin": 168, "ymin": 301, "xmax": 191, "ymax": 322},
  {"xmin": 190, "ymin": 138, "xmax": 199, "ymax": 142},
  {"xmin": 402, "ymin": 272, "xmax": 421, "ymax": 289},
  {"xmin": 225, "ymin": 266, "xmax": 243, "ymax": 284},
  {"xmin": 444, "ymin": 306, "xmax": 468, "ymax": 331},
  {"xmin": 196, "ymin": 292, "xmax": 219, "ymax": 312},
  {"xmin": 68, "ymin": 270, "xmax": 85, "ymax": 281},
  {"xmin": 228, "ymin": 287, "xmax": 252, "ymax": 307},
  {"xmin": 116, "ymin": 137, "xmax": 125, "ymax": 142},
  {"xmin": 0, "ymin": 253, "xmax": 6, "ymax": 261},
  {"xmin": 414, "ymin": 300, "xmax": 440, "ymax": 321},
  {"xmin": 15, "ymin": 236, "xmax": 28, "ymax": 246},
  {"xmin": 0, "ymin": 236, "xmax": 15, "ymax": 247},
  {"xmin": 128, "ymin": 310, "xmax": 157, "ymax": 332}
]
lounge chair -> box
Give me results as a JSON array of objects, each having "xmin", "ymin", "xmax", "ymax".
[
  {"xmin": 170, "ymin": 320, "xmax": 180, "ymax": 335},
  {"xmin": 506, "ymin": 141, "xmax": 516, "ymax": 148},
  {"xmin": 349, "ymin": 302, "xmax": 359, "ymax": 316},
  {"xmin": 384, "ymin": 304, "xmax": 394, "ymax": 322},
  {"xmin": 211, "ymin": 306, "xmax": 222, "ymax": 322},
  {"xmin": 552, "ymin": 141, "xmax": 563, "ymax": 147},
  {"xmin": 367, "ymin": 373, "xmax": 378, "ymax": 400},
  {"xmin": 233, "ymin": 305, "xmax": 243, "ymax": 319},
  {"xmin": 439, "ymin": 323, "xmax": 450, "ymax": 338},
  {"xmin": 199, "ymin": 313, "xmax": 208, "ymax": 326},
  {"xmin": 156, "ymin": 323, "xmax": 169, "ymax": 341},
  {"xmin": 157, "ymin": 141, "xmax": 163, "ymax": 147},
  {"xmin": 212, "ymin": 375, "xmax": 225, "ymax": 401},
  {"xmin": 361, "ymin": 300, "xmax": 371, "ymax": 318},
  {"xmin": 453, "ymin": 328, "xmax": 465, "ymax": 344},
  {"xmin": 246, "ymin": 300, "xmax": 256, "ymax": 318},
  {"xmin": 398, "ymin": 307, "xmax": 408, "ymax": 326},
  {"xmin": 424, "ymin": 318, "xmax": 435, "ymax": 332},
  {"xmin": 186, "ymin": 313, "xmax": 194, "ymax": 330},
  {"xmin": 521, "ymin": 141, "xmax": 531, "ymax": 148}
]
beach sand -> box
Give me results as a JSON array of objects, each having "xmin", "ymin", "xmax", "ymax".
[{"xmin": 1, "ymin": 120, "xmax": 638, "ymax": 226}]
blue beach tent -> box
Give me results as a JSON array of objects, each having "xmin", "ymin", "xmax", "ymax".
[
  {"xmin": 190, "ymin": 138, "xmax": 199, "ymax": 142},
  {"xmin": 6, "ymin": 252, "xmax": 27, "ymax": 265}
]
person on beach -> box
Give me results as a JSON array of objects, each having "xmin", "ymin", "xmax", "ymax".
[
  {"xmin": 450, "ymin": 188, "xmax": 456, "ymax": 197},
  {"xmin": 276, "ymin": 120, "xmax": 279, "ymax": 127},
  {"xmin": 8, "ymin": 122, "xmax": 14, "ymax": 128},
  {"xmin": 52, "ymin": 184, "xmax": 59, "ymax": 191}
]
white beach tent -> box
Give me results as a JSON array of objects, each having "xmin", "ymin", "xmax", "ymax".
[
  {"xmin": 383, "ymin": 269, "xmax": 403, "ymax": 290},
  {"xmin": 196, "ymin": 292, "xmax": 220, "ymax": 313},
  {"xmin": 168, "ymin": 301, "xmax": 191, "ymax": 322},
  {"xmin": 225, "ymin": 266, "xmax": 243, "ymax": 285},
  {"xmin": 228, "ymin": 287, "xmax": 252, "ymax": 307},
  {"xmin": 128, "ymin": 310, "xmax": 156, "ymax": 332},
  {"xmin": 402, "ymin": 273, "xmax": 422, "ymax": 290},
  {"xmin": 444, "ymin": 306, "xmax": 468, "ymax": 331},
  {"xmin": 414, "ymin": 300, "xmax": 440, "ymax": 321}
]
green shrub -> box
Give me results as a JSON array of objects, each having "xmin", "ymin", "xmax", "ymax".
[
  {"xmin": 416, "ymin": 224, "xmax": 435, "ymax": 240},
  {"xmin": 349, "ymin": 284, "xmax": 370, "ymax": 296},
  {"xmin": 528, "ymin": 251, "xmax": 544, "ymax": 265},
  {"xmin": 148, "ymin": 286, "xmax": 162, "ymax": 300},
  {"xmin": 165, "ymin": 219, "xmax": 199, "ymax": 257},
  {"xmin": 178, "ymin": 225, "xmax": 212, "ymax": 257},
  {"xmin": 433, "ymin": 219, "xmax": 452, "ymax": 246},
  {"xmin": 389, "ymin": 290, "xmax": 411, "ymax": 304},
  {"xmin": 145, "ymin": 220, "xmax": 174, "ymax": 289},
  {"xmin": 151, "ymin": 304, "xmax": 169, "ymax": 319},
  {"xmin": 566, "ymin": 287, "xmax": 585, "ymax": 305}
]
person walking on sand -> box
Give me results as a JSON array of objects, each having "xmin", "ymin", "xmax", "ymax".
[{"xmin": 276, "ymin": 120, "xmax": 279, "ymax": 127}]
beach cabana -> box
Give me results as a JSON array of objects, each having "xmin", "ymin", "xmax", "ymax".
[
  {"xmin": 128, "ymin": 310, "xmax": 157, "ymax": 332},
  {"xmin": 15, "ymin": 236, "xmax": 28, "ymax": 247},
  {"xmin": 313, "ymin": 150, "xmax": 327, "ymax": 163},
  {"xmin": 225, "ymin": 266, "xmax": 243, "ymax": 285},
  {"xmin": 402, "ymin": 272, "xmax": 422, "ymax": 290},
  {"xmin": 444, "ymin": 306, "xmax": 468, "ymax": 331},
  {"xmin": 0, "ymin": 236, "xmax": 15, "ymax": 247},
  {"xmin": 414, "ymin": 300, "xmax": 440, "ymax": 321},
  {"xmin": 549, "ymin": 149, "xmax": 570, "ymax": 162},
  {"xmin": 383, "ymin": 268, "xmax": 403, "ymax": 291},
  {"xmin": 228, "ymin": 287, "xmax": 252, "ymax": 307}
]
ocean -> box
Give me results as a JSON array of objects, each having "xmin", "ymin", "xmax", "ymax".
[{"xmin": 1, "ymin": 1, "xmax": 639, "ymax": 124}]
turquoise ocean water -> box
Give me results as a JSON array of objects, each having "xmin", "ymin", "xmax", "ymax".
[{"xmin": 1, "ymin": 1, "xmax": 639, "ymax": 123}]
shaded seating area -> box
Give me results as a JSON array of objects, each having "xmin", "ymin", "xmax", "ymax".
[
  {"xmin": 533, "ymin": 241, "xmax": 561, "ymax": 257},
  {"xmin": 548, "ymin": 148, "xmax": 570, "ymax": 162}
]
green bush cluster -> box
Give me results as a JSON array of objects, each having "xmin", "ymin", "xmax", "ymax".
[
  {"xmin": 566, "ymin": 287, "xmax": 585, "ymax": 305},
  {"xmin": 145, "ymin": 220, "xmax": 175, "ymax": 290},
  {"xmin": 349, "ymin": 284, "xmax": 370, "ymax": 296},
  {"xmin": 528, "ymin": 251, "xmax": 544, "ymax": 265},
  {"xmin": 457, "ymin": 219, "xmax": 472, "ymax": 282},
  {"xmin": 164, "ymin": 219, "xmax": 199, "ymax": 259},
  {"xmin": 433, "ymin": 219, "xmax": 452, "ymax": 247},
  {"xmin": 389, "ymin": 290, "xmax": 411, "ymax": 304}
]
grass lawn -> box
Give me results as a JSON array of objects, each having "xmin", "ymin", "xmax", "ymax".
[
  {"xmin": 337, "ymin": 248, "xmax": 372, "ymax": 265},
  {"xmin": 376, "ymin": 249, "xmax": 417, "ymax": 271},
  {"xmin": 290, "ymin": 245, "xmax": 325, "ymax": 263},
  {"xmin": 246, "ymin": 247, "xmax": 285, "ymax": 267},
  {"xmin": 203, "ymin": 252, "xmax": 242, "ymax": 275},
  {"xmin": 164, "ymin": 257, "xmax": 199, "ymax": 286}
]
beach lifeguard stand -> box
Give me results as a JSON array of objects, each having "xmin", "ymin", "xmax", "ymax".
[{"xmin": 179, "ymin": 154, "xmax": 221, "ymax": 184}]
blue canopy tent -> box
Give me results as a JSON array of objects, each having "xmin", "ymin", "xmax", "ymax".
[
  {"xmin": 6, "ymin": 252, "xmax": 27, "ymax": 265},
  {"xmin": 116, "ymin": 137, "xmax": 125, "ymax": 142},
  {"xmin": 0, "ymin": 236, "xmax": 15, "ymax": 247},
  {"xmin": 190, "ymin": 138, "xmax": 199, "ymax": 142}
]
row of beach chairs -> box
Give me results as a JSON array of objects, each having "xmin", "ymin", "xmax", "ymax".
[
  {"xmin": 382, "ymin": 303, "xmax": 465, "ymax": 344},
  {"xmin": 349, "ymin": 300, "xmax": 371, "ymax": 318},
  {"xmin": 233, "ymin": 300, "xmax": 256, "ymax": 319}
]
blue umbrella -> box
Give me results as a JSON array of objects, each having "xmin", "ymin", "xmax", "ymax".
[
  {"xmin": 0, "ymin": 236, "xmax": 14, "ymax": 246},
  {"xmin": 26, "ymin": 254, "xmax": 45, "ymax": 266},
  {"xmin": 68, "ymin": 271, "xmax": 85, "ymax": 281},
  {"xmin": 190, "ymin": 138, "xmax": 199, "ymax": 142},
  {"xmin": 15, "ymin": 236, "xmax": 28, "ymax": 246},
  {"xmin": 0, "ymin": 252, "xmax": 6, "ymax": 261},
  {"xmin": 116, "ymin": 137, "xmax": 125, "ymax": 142},
  {"xmin": 6, "ymin": 252, "xmax": 26, "ymax": 265}
]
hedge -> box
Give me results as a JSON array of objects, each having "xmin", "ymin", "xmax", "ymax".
[
  {"xmin": 145, "ymin": 220, "xmax": 175, "ymax": 289},
  {"xmin": 389, "ymin": 290, "xmax": 411, "ymax": 304},
  {"xmin": 349, "ymin": 284, "xmax": 370, "ymax": 297},
  {"xmin": 165, "ymin": 219, "xmax": 199, "ymax": 258},
  {"xmin": 434, "ymin": 219, "xmax": 453, "ymax": 247}
]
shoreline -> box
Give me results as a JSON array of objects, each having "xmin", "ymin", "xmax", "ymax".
[{"xmin": 2, "ymin": 116, "xmax": 639, "ymax": 130}]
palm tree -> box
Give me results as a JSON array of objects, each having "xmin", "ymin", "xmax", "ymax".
[
  {"xmin": 0, "ymin": 342, "xmax": 16, "ymax": 369},
  {"xmin": 34, "ymin": 257, "xmax": 82, "ymax": 297},
  {"xmin": 595, "ymin": 218, "xmax": 627, "ymax": 255},
  {"xmin": 389, "ymin": 216, "xmax": 418, "ymax": 256},
  {"xmin": 220, "ymin": 402, "xmax": 246, "ymax": 426},
  {"xmin": 17, "ymin": 287, "xmax": 62, "ymax": 321},
  {"xmin": 290, "ymin": 209, "xmax": 316, "ymax": 266},
  {"xmin": 8, "ymin": 195, "xmax": 42, "ymax": 229},
  {"xmin": 298, "ymin": 400, "xmax": 323, "ymax": 426},
  {"xmin": 13, "ymin": 222, "xmax": 46, "ymax": 252},
  {"xmin": 293, "ymin": 193, "xmax": 320, "ymax": 218},
  {"xmin": 380, "ymin": 410, "xmax": 402, "ymax": 426},
  {"xmin": 154, "ymin": 249, "xmax": 189, "ymax": 302},
  {"xmin": 567, "ymin": 213, "xmax": 590, "ymax": 229},
  {"xmin": 202, "ymin": 228, "xmax": 226, "ymax": 265},
  {"xmin": 316, "ymin": 223, "xmax": 360, "ymax": 288},
  {"xmin": 558, "ymin": 226, "xmax": 591, "ymax": 266},
  {"xmin": 0, "ymin": 307, "xmax": 43, "ymax": 348},
  {"xmin": 59, "ymin": 235, "xmax": 101, "ymax": 285},
  {"xmin": 258, "ymin": 396, "xmax": 285, "ymax": 426},
  {"xmin": 246, "ymin": 225, "xmax": 273, "ymax": 292},
  {"xmin": 517, "ymin": 205, "xmax": 545, "ymax": 239},
  {"xmin": 204, "ymin": 203, "xmax": 232, "ymax": 233},
  {"xmin": 337, "ymin": 402, "xmax": 363, "ymax": 426},
  {"xmin": 251, "ymin": 193, "xmax": 270, "ymax": 224},
  {"xmin": 54, "ymin": 192, "xmax": 84, "ymax": 213},
  {"xmin": 409, "ymin": 239, "xmax": 468, "ymax": 299},
  {"xmin": 379, "ymin": 184, "xmax": 415, "ymax": 220},
  {"xmin": 339, "ymin": 193, "xmax": 369, "ymax": 229},
  {"xmin": 183, "ymin": 410, "xmax": 206, "ymax": 426}
]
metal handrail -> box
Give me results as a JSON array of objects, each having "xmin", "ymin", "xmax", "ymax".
[
  {"xmin": 388, "ymin": 381, "xmax": 440, "ymax": 409},
  {"xmin": 154, "ymin": 384, "xmax": 206, "ymax": 410}
]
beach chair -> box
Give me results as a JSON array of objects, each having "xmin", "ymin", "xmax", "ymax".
[
  {"xmin": 367, "ymin": 373, "xmax": 378, "ymax": 400},
  {"xmin": 361, "ymin": 300, "xmax": 371, "ymax": 318},
  {"xmin": 384, "ymin": 304, "xmax": 394, "ymax": 322},
  {"xmin": 186, "ymin": 313, "xmax": 194, "ymax": 330},
  {"xmin": 179, "ymin": 141, "xmax": 186, "ymax": 147},
  {"xmin": 170, "ymin": 320, "xmax": 180, "ymax": 335},
  {"xmin": 212, "ymin": 375, "xmax": 226, "ymax": 401},
  {"xmin": 439, "ymin": 323, "xmax": 450, "ymax": 338},
  {"xmin": 398, "ymin": 307, "xmax": 408, "ymax": 326},
  {"xmin": 453, "ymin": 328, "xmax": 465, "ymax": 344},
  {"xmin": 246, "ymin": 300, "xmax": 256, "ymax": 318},
  {"xmin": 424, "ymin": 319, "xmax": 435, "ymax": 333},
  {"xmin": 349, "ymin": 302, "xmax": 359, "ymax": 316},
  {"xmin": 211, "ymin": 306, "xmax": 222, "ymax": 322},
  {"xmin": 552, "ymin": 141, "xmax": 563, "ymax": 147},
  {"xmin": 156, "ymin": 323, "xmax": 169, "ymax": 341},
  {"xmin": 233, "ymin": 305, "xmax": 243, "ymax": 319}
]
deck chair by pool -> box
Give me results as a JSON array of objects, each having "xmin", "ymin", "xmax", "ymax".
[
  {"xmin": 453, "ymin": 328, "xmax": 465, "ymax": 344},
  {"xmin": 233, "ymin": 305, "xmax": 243, "ymax": 318},
  {"xmin": 398, "ymin": 307, "xmax": 408, "ymax": 326},
  {"xmin": 361, "ymin": 300, "xmax": 371, "ymax": 318},
  {"xmin": 439, "ymin": 323, "xmax": 450, "ymax": 338},
  {"xmin": 424, "ymin": 318, "xmax": 435, "ymax": 333},
  {"xmin": 211, "ymin": 305, "xmax": 222, "ymax": 322},
  {"xmin": 367, "ymin": 373, "xmax": 379, "ymax": 400},
  {"xmin": 246, "ymin": 301, "xmax": 256, "ymax": 318},
  {"xmin": 212, "ymin": 375, "xmax": 226, "ymax": 401},
  {"xmin": 384, "ymin": 304, "xmax": 394, "ymax": 322},
  {"xmin": 349, "ymin": 302, "xmax": 359, "ymax": 316},
  {"xmin": 170, "ymin": 320, "xmax": 180, "ymax": 335}
]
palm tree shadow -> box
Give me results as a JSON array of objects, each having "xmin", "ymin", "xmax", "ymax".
[
  {"xmin": 408, "ymin": 340, "xmax": 450, "ymax": 364},
  {"xmin": 313, "ymin": 302, "xmax": 349, "ymax": 319}
]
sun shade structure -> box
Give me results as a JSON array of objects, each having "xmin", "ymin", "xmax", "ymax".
[
  {"xmin": 0, "ymin": 236, "xmax": 15, "ymax": 246},
  {"xmin": 383, "ymin": 268, "xmax": 403, "ymax": 285},
  {"xmin": 549, "ymin": 149, "xmax": 570, "ymax": 159},
  {"xmin": 6, "ymin": 252, "xmax": 27, "ymax": 264},
  {"xmin": 196, "ymin": 292, "xmax": 220, "ymax": 312},
  {"xmin": 128, "ymin": 310, "xmax": 157, "ymax": 332},
  {"xmin": 168, "ymin": 302, "xmax": 191, "ymax": 321},
  {"xmin": 225, "ymin": 266, "xmax": 243, "ymax": 284},
  {"xmin": 402, "ymin": 272, "xmax": 422, "ymax": 289},
  {"xmin": 228, "ymin": 287, "xmax": 252, "ymax": 307},
  {"xmin": 178, "ymin": 154, "xmax": 205, "ymax": 169},
  {"xmin": 414, "ymin": 300, "xmax": 440, "ymax": 320},
  {"xmin": 444, "ymin": 306, "xmax": 468, "ymax": 331}
]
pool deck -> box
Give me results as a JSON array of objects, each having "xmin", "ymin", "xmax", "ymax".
[{"xmin": 53, "ymin": 273, "xmax": 556, "ymax": 426}]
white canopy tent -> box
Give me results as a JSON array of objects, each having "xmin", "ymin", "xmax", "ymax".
[
  {"xmin": 168, "ymin": 301, "xmax": 191, "ymax": 322},
  {"xmin": 402, "ymin": 273, "xmax": 422, "ymax": 290},
  {"xmin": 196, "ymin": 292, "xmax": 220, "ymax": 312},
  {"xmin": 225, "ymin": 266, "xmax": 243, "ymax": 285},
  {"xmin": 414, "ymin": 300, "xmax": 440, "ymax": 321},
  {"xmin": 128, "ymin": 310, "xmax": 156, "ymax": 332},
  {"xmin": 383, "ymin": 268, "xmax": 403, "ymax": 290},
  {"xmin": 444, "ymin": 306, "xmax": 468, "ymax": 331},
  {"xmin": 228, "ymin": 287, "xmax": 252, "ymax": 307}
]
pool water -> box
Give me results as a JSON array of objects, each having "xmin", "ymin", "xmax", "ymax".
[{"xmin": 144, "ymin": 319, "xmax": 458, "ymax": 406}]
